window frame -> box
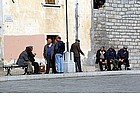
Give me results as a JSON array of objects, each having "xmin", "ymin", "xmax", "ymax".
[{"xmin": 42, "ymin": 0, "xmax": 61, "ymax": 8}]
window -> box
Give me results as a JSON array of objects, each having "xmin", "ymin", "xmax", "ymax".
[
  {"xmin": 45, "ymin": 0, "xmax": 55, "ymax": 4},
  {"xmin": 94, "ymin": 0, "xmax": 105, "ymax": 9},
  {"xmin": 42, "ymin": 0, "xmax": 61, "ymax": 7}
]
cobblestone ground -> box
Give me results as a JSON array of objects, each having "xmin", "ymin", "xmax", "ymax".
[{"xmin": 0, "ymin": 74, "xmax": 140, "ymax": 93}]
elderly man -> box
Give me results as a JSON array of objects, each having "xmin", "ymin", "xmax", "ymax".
[
  {"xmin": 107, "ymin": 46, "xmax": 118, "ymax": 71},
  {"xmin": 16, "ymin": 47, "xmax": 33, "ymax": 74},
  {"xmin": 70, "ymin": 39, "xmax": 85, "ymax": 72},
  {"xmin": 96, "ymin": 46, "xmax": 107, "ymax": 71},
  {"xmin": 117, "ymin": 46, "xmax": 131, "ymax": 70},
  {"xmin": 43, "ymin": 38, "xmax": 56, "ymax": 74}
]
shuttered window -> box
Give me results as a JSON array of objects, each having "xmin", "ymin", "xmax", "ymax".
[{"xmin": 45, "ymin": 0, "xmax": 55, "ymax": 4}]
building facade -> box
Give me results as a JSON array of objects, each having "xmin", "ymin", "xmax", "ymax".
[
  {"xmin": 0, "ymin": 0, "xmax": 140, "ymax": 69},
  {"xmin": 0, "ymin": 0, "xmax": 91, "ymax": 64}
]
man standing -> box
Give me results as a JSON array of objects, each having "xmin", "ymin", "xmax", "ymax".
[
  {"xmin": 70, "ymin": 39, "xmax": 85, "ymax": 72},
  {"xmin": 107, "ymin": 46, "xmax": 118, "ymax": 71},
  {"xmin": 43, "ymin": 38, "xmax": 56, "ymax": 74},
  {"xmin": 117, "ymin": 46, "xmax": 131, "ymax": 70},
  {"xmin": 54, "ymin": 36, "xmax": 65, "ymax": 74}
]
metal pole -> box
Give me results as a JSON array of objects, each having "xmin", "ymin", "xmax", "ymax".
[
  {"xmin": 65, "ymin": 0, "xmax": 69, "ymax": 52},
  {"xmin": 75, "ymin": 0, "xmax": 79, "ymax": 40}
]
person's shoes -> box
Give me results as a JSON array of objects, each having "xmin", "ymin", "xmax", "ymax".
[
  {"xmin": 60, "ymin": 72, "xmax": 64, "ymax": 74},
  {"xmin": 127, "ymin": 68, "xmax": 131, "ymax": 70},
  {"xmin": 79, "ymin": 71, "xmax": 83, "ymax": 72},
  {"xmin": 27, "ymin": 72, "xmax": 32, "ymax": 75},
  {"xmin": 107, "ymin": 69, "xmax": 111, "ymax": 71},
  {"xmin": 44, "ymin": 72, "xmax": 49, "ymax": 74}
]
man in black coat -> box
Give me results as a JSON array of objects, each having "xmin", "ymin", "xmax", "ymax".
[
  {"xmin": 70, "ymin": 39, "xmax": 85, "ymax": 72},
  {"xmin": 117, "ymin": 46, "xmax": 131, "ymax": 70},
  {"xmin": 27, "ymin": 46, "xmax": 40, "ymax": 74},
  {"xmin": 96, "ymin": 46, "xmax": 107, "ymax": 71},
  {"xmin": 107, "ymin": 46, "xmax": 118, "ymax": 71}
]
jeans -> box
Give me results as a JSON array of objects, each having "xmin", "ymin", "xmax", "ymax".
[{"xmin": 55, "ymin": 54, "xmax": 64, "ymax": 73}]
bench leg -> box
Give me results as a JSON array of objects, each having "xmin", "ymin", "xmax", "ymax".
[{"xmin": 6, "ymin": 68, "xmax": 12, "ymax": 76}]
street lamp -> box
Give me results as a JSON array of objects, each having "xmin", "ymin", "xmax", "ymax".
[{"xmin": 65, "ymin": 0, "xmax": 69, "ymax": 52}]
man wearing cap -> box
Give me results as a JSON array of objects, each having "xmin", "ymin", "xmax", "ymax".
[
  {"xmin": 107, "ymin": 46, "xmax": 118, "ymax": 71},
  {"xmin": 117, "ymin": 46, "xmax": 131, "ymax": 70},
  {"xmin": 70, "ymin": 39, "xmax": 85, "ymax": 72}
]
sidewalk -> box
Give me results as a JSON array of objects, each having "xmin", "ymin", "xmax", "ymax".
[{"xmin": 0, "ymin": 65, "xmax": 140, "ymax": 82}]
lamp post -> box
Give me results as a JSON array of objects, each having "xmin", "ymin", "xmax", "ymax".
[{"xmin": 65, "ymin": 0, "xmax": 69, "ymax": 52}]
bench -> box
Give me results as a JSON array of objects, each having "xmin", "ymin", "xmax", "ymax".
[{"xmin": 3, "ymin": 64, "xmax": 28, "ymax": 76}]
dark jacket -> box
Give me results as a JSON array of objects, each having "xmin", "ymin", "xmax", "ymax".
[
  {"xmin": 96, "ymin": 49, "xmax": 107, "ymax": 63},
  {"xmin": 16, "ymin": 50, "xmax": 29, "ymax": 66},
  {"xmin": 107, "ymin": 49, "xmax": 116, "ymax": 60},
  {"xmin": 54, "ymin": 41, "xmax": 65, "ymax": 55},
  {"xmin": 70, "ymin": 42, "xmax": 84, "ymax": 58},
  {"xmin": 117, "ymin": 49, "xmax": 129, "ymax": 60},
  {"xmin": 43, "ymin": 43, "xmax": 55, "ymax": 59},
  {"xmin": 28, "ymin": 51, "xmax": 35, "ymax": 63}
]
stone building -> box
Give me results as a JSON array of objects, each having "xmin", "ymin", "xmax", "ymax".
[{"xmin": 88, "ymin": 0, "xmax": 140, "ymax": 69}]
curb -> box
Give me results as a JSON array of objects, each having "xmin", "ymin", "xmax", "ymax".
[{"xmin": 0, "ymin": 70, "xmax": 140, "ymax": 82}]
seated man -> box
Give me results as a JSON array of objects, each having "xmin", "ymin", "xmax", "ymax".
[
  {"xmin": 96, "ymin": 46, "xmax": 107, "ymax": 71},
  {"xmin": 107, "ymin": 46, "xmax": 118, "ymax": 71},
  {"xmin": 27, "ymin": 46, "xmax": 41, "ymax": 74},
  {"xmin": 117, "ymin": 46, "xmax": 131, "ymax": 70},
  {"xmin": 16, "ymin": 47, "xmax": 33, "ymax": 74}
]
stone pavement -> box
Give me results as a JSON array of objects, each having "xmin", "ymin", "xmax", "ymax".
[{"xmin": 0, "ymin": 65, "xmax": 140, "ymax": 82}]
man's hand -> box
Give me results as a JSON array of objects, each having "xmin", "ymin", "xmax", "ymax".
[{"xmin": 100, "ymin": 59, "xmax": 102, "ymax": 62}]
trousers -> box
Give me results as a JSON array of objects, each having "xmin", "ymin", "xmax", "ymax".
[{"xmin": 55, "ymin": 53, "xmax": 64, "ymax": 73}]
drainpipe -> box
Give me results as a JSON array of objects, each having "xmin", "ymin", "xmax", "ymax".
[
  {"xmin": 0, "ymin": 0, "xmax": 4, "ymax": 62},
  {"xmin": 75, "ymin": 0, "xmax": 79, "ymax": 40}
]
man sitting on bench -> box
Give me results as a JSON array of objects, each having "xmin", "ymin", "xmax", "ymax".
[
  {"xmin": 96, "ymin": 46, "xmax": 107, "ymax": 71},
  {"xmin": 16, "ymin": 46, "xmax": 33, "ymax": 74},
  {"xmin": 107, "ymin": 46, "xmax": 118, "ymax": 71},
  {"xmin": 117, "ymin": 46, "xmax": 131, "ymax": 70}
]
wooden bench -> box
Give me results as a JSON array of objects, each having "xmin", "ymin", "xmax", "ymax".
[{"xmin": 3, "ymin": 64, "xmax": 28, "ymax": 76}]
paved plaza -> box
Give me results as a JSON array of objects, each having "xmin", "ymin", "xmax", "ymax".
[{"xmin": 0, "ymin": 74, "xmax": 140, "ymax": 93}]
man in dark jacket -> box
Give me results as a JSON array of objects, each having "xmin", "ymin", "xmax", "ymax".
[
  {"xmin": 54, "ymin": 36, "xmax": 65, "ymax": 73},
  {"xmin": 43, "ymin": 38, "xmax": 56, "ymax": 74},
  {"xmin": 117, "ymin": 46, "xmax": 131, "ymax": 70},
  {"xmin": 28, "ymin": 46, "xmax": 40, "ymax": 74},
  {"xmin": 70, "ymin": 39, "xmax": 85, "ymax": 72},
  {"xmin": 96, "ymin": 46, "xmax": 107, "ymax": 71},
  {"xmin": 107, "ymin": 46, "xmax": 118, "ymax": 71},
  {"xmin": 16, "ymin": 47, "xmax": 33, "ymax": 74}
]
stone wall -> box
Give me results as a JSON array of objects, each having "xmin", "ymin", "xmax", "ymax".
[{"xmin": 87, "ymin": 0, "xmax": 140, "ymax": 69}]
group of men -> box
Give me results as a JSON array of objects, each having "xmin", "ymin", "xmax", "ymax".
[
  {"xmin": 96, "ymin": 46, "xmax": 131, "ymax": 71},
  {"xmin": 16, "ymin": 36, "xmax": 65, "ymax": 74},
  {"xmin": 16, "ymin": 36, "xmax": 131, "ymax": 74}
]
